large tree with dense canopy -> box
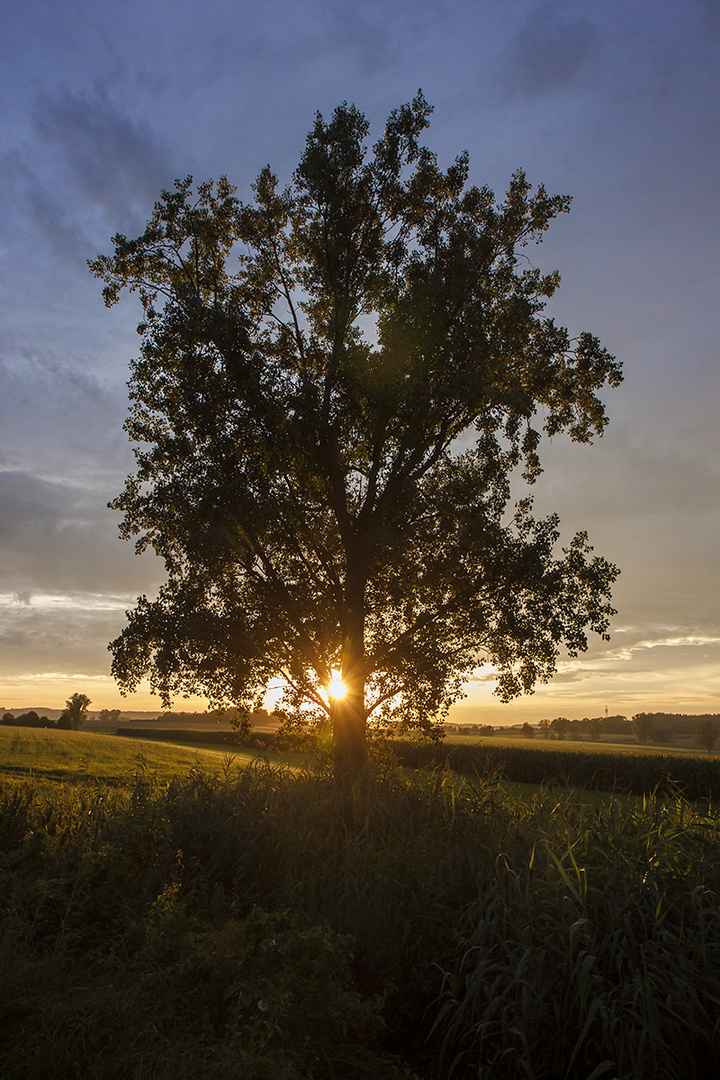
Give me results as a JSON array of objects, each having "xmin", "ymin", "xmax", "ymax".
[{"xmin": 90, "ymin": 93, "xmax": 622, "ymax": 776}]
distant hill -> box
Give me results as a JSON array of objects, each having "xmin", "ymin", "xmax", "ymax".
[{"xmin": 1, "ymin": 708, "xmax": 177, "ymax": 723}]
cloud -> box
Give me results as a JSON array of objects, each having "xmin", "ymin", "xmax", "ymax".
[
  {"xmin": 0, "ymin": 470, "xmax": 162, "ymax": 596},
  {"xmin": 1, "ymin": 151, "xmax": 92, "ymax": 265},
  {"xmin": 32, "ymin": 88, "xmax": 175, "ymax": 227},
  {"xmin": 0, "ymin": 598, "xmax": 126, "ymax": 678},
  {"xmin": 698, "ymin": 0, "xmax": 720, "ymax": 37},
  {"xmin": 0, "ymin": 363, "xmax": 124, "ymax": 489},
  {"xmin": 505, "ymin": 2, "xmax": 598, "ymax": 97}
]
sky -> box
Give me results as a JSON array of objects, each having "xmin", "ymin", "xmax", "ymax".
[{"xmin": 0, "ymin": 0, "xmax": 718, "ymax": 723}]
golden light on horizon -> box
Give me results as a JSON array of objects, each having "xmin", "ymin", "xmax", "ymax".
[{"xmin": 327, "ymin": 671, "xmax": 347, "ymax": 700}]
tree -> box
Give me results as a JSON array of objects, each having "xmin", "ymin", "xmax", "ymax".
[
  {"xmin": 521, "ymin": 722, "xmax": 535, "ymax": 739},
  {"xmin": 600, "ymin": 713, "xmax": 629, "ymax": 735},
  {"xmin": 650, "ymin": 719, "xmax": 675, "ymax": 746},
  {"xmin": 695, "ymin": 719, "xmax": 719, "ymax": 754},
  {"xmin": 632, "ymin": 713, "xmax": 653, "ymax": 744},
  {"xmin": 58, "ymin": 693, "xmax": 91, "ymax": 731},
  {"xmin": 90, "ymin": 93, "xmax": 621, "ymax": 778},
  {"xmin": 98, "ymin": 708, "xmax": 122, "ymax": 724},
  {"xmin": 585, "ymin": 716, "xmax": 603, "ymax": 742},
  {"xmin": 550, "ymin": 717, "xmax": 571, "ymax": 741}
]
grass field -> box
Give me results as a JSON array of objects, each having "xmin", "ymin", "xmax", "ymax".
[
  {"xmin": 1, "ymin": 729, "xmax": 719, "ymax": 1079},
  {"xmin": 0, "ymin": 726, "xmax": 312, "ymax": 785},
  {"xmin": 445, "ymin": 731, "xmax": 715, "ymax": 755}
]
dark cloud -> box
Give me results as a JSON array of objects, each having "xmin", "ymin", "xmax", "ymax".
[
  {"xmin": 505, "ymin": 2, "xmax": 598, "ymax": 97},
  {"xmin": 32, "ymin": 88, "xmax": 175, "ymax": 225},
  {"xmin": 0, "ymin": 470, "xmax": 162, "ymax": 595},
  {"xmin": 0, "ymin": 600, "xmax": 128, "ymax": 677},
  {"xmin": 1, "ymin": 152, "xmax": 92, "ymax": 265},
  {"xmin": 0, "ymin": 349, "xmax": 131, "ymax": 484},
  {"xmin": 698, "ymin": 0, "xmax": 720, "ymax": 37}
]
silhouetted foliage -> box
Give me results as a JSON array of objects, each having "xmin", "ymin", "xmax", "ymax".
[
  {"xmin": 696, "ymin": 718, "xmax": 719, "ymax": 754},
  {"xmin": 98, "ymin": 708, "xmax": 122, "ymax": 724},
  {"xmin": 550, "ymin": 717, "xmax": 572, "ymax": 740},
  {"xmin": 58, "ymin": 693, "xmax": 91, "ymax": 730},
  {"xmin": 650, "ymin": 719, "xmax": 676, "ymax": 746},
  {"xmin": 598, "ymin": 713, "xmax": 630, "ymax": 734},
  {"xmin": 584, "ymin": 717, "xmax": 602, "ymax": 741},
  {"xmin": 91, "ymin": 93, "xmax": 621, "ymax": 777},
  {"xmin": 1, "ymin": 710, "xmax": 54, "ymax": 728},
  {"xmin": 636, "ymin": 712, "xmax": 720, "ymax": 738},
  {"xmin": 632, "ymin": 713, "xmax": 654, "ymax": 744}
]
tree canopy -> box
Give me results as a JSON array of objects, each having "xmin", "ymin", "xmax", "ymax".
[
  {"xmin": 58, "ymin": 693, "xmax": 91, "ymax": 730},
  {"xmin": 90, "ymin": 93, "xmax": 622, "ymax": 775}
]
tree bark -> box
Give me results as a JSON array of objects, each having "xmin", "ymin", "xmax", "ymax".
[
  {"xmin": 332, "ymin": 563, "xmax": 367, "ymax": 778},
  {"xmin": 331, "ymin": 692, "xmax": 367, "ymax": 777}
]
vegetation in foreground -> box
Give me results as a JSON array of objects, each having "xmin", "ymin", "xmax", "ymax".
[{"xmin": 1, "ymin": 749, "xmax": 719, "ymax": 1079}]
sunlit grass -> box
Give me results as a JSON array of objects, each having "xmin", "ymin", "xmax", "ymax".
[
  {"xmin": 0, "ymin": 726, "xmax": 265, "ymax": 785},
  {"xmin": 448, "ymin": 732, "xmax": 713, "ymax": 755}
]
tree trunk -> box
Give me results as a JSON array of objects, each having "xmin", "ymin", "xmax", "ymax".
[
  {"xmin": 331, "ymin": 691, "xmax": 367, "ymax": 778},
  {"xmin": 333, "ymin": 564, "xmax": 367, "ymax": 778}
]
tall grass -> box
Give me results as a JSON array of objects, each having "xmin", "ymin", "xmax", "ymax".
[
  {"xmin": 432, "ymin": 793, "xmax": 720, "ymax": 1078},
  {"xmin": 1, "ymin": 758, "xmax": 718, "ymax": 1078}
]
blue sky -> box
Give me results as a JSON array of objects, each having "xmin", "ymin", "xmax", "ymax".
[{"xmin": 1, "ymin": 0, "xmax": 718, "ymax": 721}]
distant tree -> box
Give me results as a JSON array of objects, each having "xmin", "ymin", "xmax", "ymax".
[
  {"xmin": 58, "ymin": 693, "xmax": 91, "ymax": 731},
  {"xmin": 1, "ymin": 712, "xmax": 15, "ymax": 725},
  {"xmin": 521, "ymin": 722, "xmax": 535, "ymax": 739},
  {"xmin": 537, "ymin": 719, "xmax": 550, "ymax": 738},
  {"xmin": 91, "ymin": 93, "xmax": 621, "ymax": 779},
  {"xmin": 601, "ymin": 714, "xmax": 630, "ymax": 734},
  {"xmin": 550, "ymin": 717, "xmax": 571, "ymax": 740},
  {"xmin": 14, "ymin": 711, "xmax": 48, "ymax": 728},
  {"xmin": 695, "ymin": 719, "xmax": 720, "ymax": 754},
  {"xmin": 98, "ymin": 708, "xmax": 122, "ymax": 724},
  {"xmin": 478, "ymin": 724, "xmax": 495, "ymax": 736},
  {"xmin": 632, "ymin": 713, "xmax": 654, "ymax": 744},
  {"xmin": 650, "ymin": 720, "xmax": 676, "ymax": 745},
  {"xmin": 586, "ymin": 716, "xmax": 603, "ymax": 742}
]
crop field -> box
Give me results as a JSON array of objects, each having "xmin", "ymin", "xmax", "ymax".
[{"xmin": 1, "ymin": 729, "xmax": 719, "ymax": 1079}]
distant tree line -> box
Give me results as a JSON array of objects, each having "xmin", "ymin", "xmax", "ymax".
[
  {"xmin": 446, "ymin": 713, "xmax": 720, "ymax": 753},
  {"xmin": 1, "ymin": 710, "xmax": 54, "ymax": 728},
  {"xmin": 148, "ymin": 707, "xmax": 272, "ymax": 726},
  {"xmin": 1, "ymin": 694, "xmax": 93, "ymax": 731},
  {"xmin": 534, "ymin": 716, "xmax": 630, "ymax": 741},
  {"xmin": 631, "ymin": 712, "xmax": 720, "ymax": 748}
]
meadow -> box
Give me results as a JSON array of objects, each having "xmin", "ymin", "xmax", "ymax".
[{"xmin": 1, "ymin": 727, "xmax": 718, "ymax": 1079}]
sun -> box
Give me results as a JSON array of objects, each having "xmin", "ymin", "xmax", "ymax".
[{"xmin": 327, "ymin": 671, "xmax": 347, "ymax": 700}]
